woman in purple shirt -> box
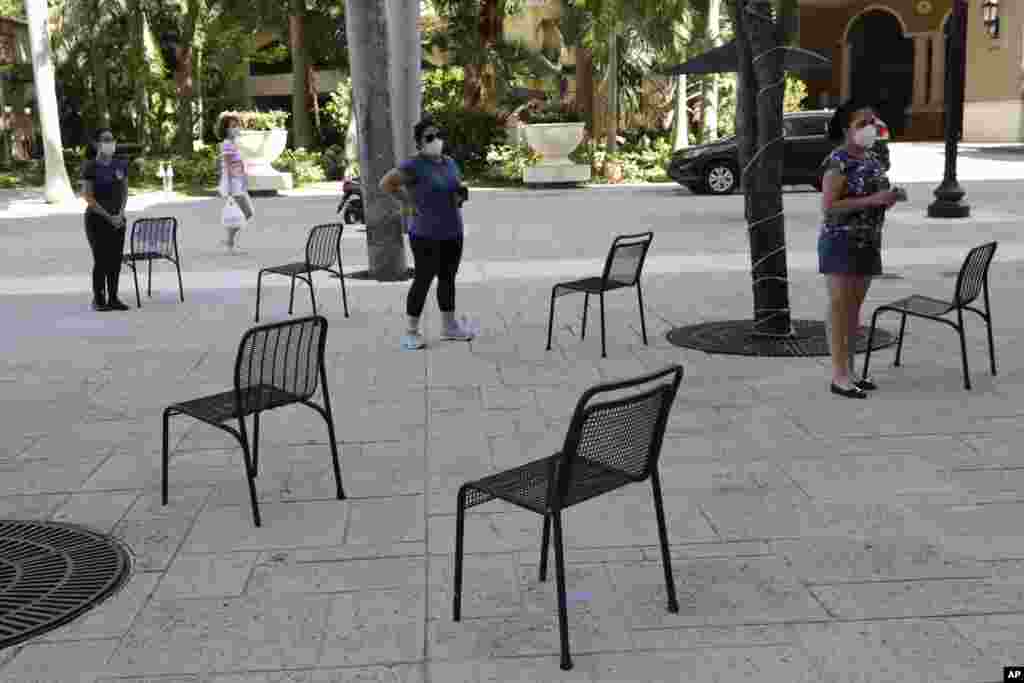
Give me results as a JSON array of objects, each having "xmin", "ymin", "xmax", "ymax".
[{"xmin": 381, "ymin": 116, "xmax": 473, "ymax": 349}]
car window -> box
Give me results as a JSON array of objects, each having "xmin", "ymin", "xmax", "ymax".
[{"xmin": 788, "ymin": 117, "xmax": 828, "ymax": 137}]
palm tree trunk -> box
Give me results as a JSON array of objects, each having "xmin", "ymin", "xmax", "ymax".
[
  {"xmin": 605, "ymin": 29, "xmax": 618, "ymax": 153},
  {"xmin": 174, "ymin": 0, "xmax": 200, "ymax": 155},
  {"xmin": 577, "ymin": 46, "xmax": 594, "ymax": 133},
  {"xmin": 702, "ymin": 0, "xmax": 722, "ymax": 142},
  {"xmin": 345, "ymin": 0, "xmax": 409, "ymax": 280},
  {"xmin": 671, "ymin": 74, "xmax": 689, "ymax": 150},
  {"xmin": 24, "ymin": 0, "xmax": 73, "ymax": 203},
  {"xmin": 290, "ymin": 0, "xmax": 313, "ymax": 149},
  {"xmin": 734, "ymin": 0, "xmax": 791, "ymax": 337},
  {"xmin": 386, "ymin": 0, "xmax": 421, "ymax": 162},
  {"xmin": 128, "ymin": 0, "xmax": 149, "ymax": 146}
]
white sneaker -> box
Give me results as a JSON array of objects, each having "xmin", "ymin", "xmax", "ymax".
[
  {"xmin": 441, "ymin": 318, "xmax": 475, "ymax": 341},
  {"xmin": 401, "ymin": 331, "xmax": 426, "ymax": 350}
]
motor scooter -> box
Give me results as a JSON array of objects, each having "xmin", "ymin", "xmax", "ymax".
[{"xmin": 336, "ymin": 177, "xmax": 364, "ymax": 225}]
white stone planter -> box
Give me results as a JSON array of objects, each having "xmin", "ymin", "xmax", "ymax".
[
  {"xmin": 523, "ymin": 122, "xmax": 591, "ymax": 186},
  {"xmin": 235, "ymin": 128, "xmax": 293, "ymax": 192}
]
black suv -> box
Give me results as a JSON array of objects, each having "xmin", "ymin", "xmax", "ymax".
[{"xmin": 667, "ymin": 109, "xmax": 838, "ymax": 195}]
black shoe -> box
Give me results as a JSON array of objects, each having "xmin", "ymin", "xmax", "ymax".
[
  {"xmin": 92, "ymin": 300, "xmax": 109, "ymax": 311},
  {"xmin": 854, "ymin": 377, "xmax": 877, "ymax": 391},
  {"xmin": 830, "ymin": 382, "xmax": 868, "ymax": 399},
  {"xmin": 107, "ymin": 299, "xmax": 131, "ymax": 311}
]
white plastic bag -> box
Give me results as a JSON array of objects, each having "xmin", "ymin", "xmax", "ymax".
[{"xmin": 221, "ymin": 196, "xmax": 247, "ymax": 229}]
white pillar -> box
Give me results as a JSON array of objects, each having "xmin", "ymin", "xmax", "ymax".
[
  {"xmin": 912, "ymin": 34, "xmax": 929, "ymax": 107},
  {"xmin": 840, "ymin": 42, "xmax": 851, "ymax": 101},
  {"xmin": 929, "ymin": 31, "xmax": 945, "ymax": 106}
]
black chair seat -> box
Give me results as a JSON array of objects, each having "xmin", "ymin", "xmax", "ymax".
[
  {"xmin": 123, "ymin": 251, "xmax": 169, "ymax": 263},
  {"xmin": 879, "ymin": 295, "xmax": 953, "ymax": 318},
  {"xmin": 463, "ymin": 454, "xmax": 635, "ymax": 514},
  {"xmin": 169, "ymin": 385, "xmax": 303, "ymax": 425},
  {"xmin": 555, "ymin": 277, "xmax": 632, "ymax": 295},
  {"xmin": 262, "ymin": 261, "xmax": 319, "ymax": 277}
]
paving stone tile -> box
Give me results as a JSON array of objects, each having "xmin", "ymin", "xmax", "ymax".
[
  {"xmin": 774, "ymin": 538, "xmax": 996, "ymax": 584},
  {"xmin": 658, "ymin": 460, "xmax": 796, "ymax": 495},
  {"xmin": 488, "ymin": 430, "xmax": 564, "ymax": 470},
  {"xmin": 428, "ymin": 658, "xmax": 591, "ymax": 683},
  {"xmin": 499, "ymin": 362, "xmax": 601, "ymax": 388},
  {"xmin": 480, "ymin": 384, "xmax": 537, "ymax": 411},
  {"xmin": 0, "ymin": 493, "xmax": 68, "ymax": 519},
  {"xmin": 0, "ymin": 454, "xmax": 107, "ymax": 495},
  {"xmin": 948, "ymin": 613, "xmax": 1024, "ymax": 669},
  {"xmin": 209, "ymin": 664, "xmax": 424, "ymax": 683},
  {"xmin": 909, "ymin": 502, "xmax": 1024, "ymax": 560},
  {"xmin": 585, "ymin": 646, "xmax": 820, "ymax": 682},
  {"xmin": 112, "ymin": 488, "xmax": 210, "ymax": 571},
  {"xmin": 795, "ymin": 620, "xmax": 999, "ymax": 683},
  {"xmin": 429, "ymin": 385, "xmax": 482, "ymax": 413},
  {"xmin": 40, "ymin": 571, "xmax": 159, "ymax": 641},
  {"xmin": 631, "ymin": 623, "xmax": 802, "ymax": 650},
  {"xmin": 810, "ymin": 577, "xmax": 1024, "ymax": 619},
  {"xmin": 941, "ymin": 468, "xmax": 1024, "ymax": 504},
  {"xmin": 609, "ymin": 556, "xmax": 827, "ymax": 629},
  {"xmin": 429, "ymin": 509, "xmax": 550, "ymax": 557},
  {"xmin": 319, "ymin": 589, "xmax": 425, "ymax": 666},
  {"xmin": 96, "ymin": 676, "xmax": 199, "ymax": 683},
  {"xmin": 155, "ymin": 552, "xmax": 260, "ymax": 600},
  {"xmin": 959, "ymin": 431, "xmax": 1024, "ymax": 469},
  {"xmin": 344, "ymin": 495, "xmax": 424, "ymax": 548},
  {"xmin": 182, "ymin": 500, "xmax": 348, "ymax": 553},
  {"xmin": 781, "ymin": 454, "xmax": 958, "ymax": 503},
  {"xmin": 0, "ymin": 638, "xmax": 121, "ymax": 683},
  {"xmin": 339, "ymin": 441, "xmax": 425, "ymax": 498},
  {"xmin": 283, "ymin": 541, "xmax": 425, "ymax": 563},
  {"xmin": 82, "ymin": 449, "xmax": 162, "ymax": 491},
  {"xmin": 427, "ymin": 431, "xmax": 491, "ymax": 478},
  {"xmin": 429, "ymin": 552, "xmax": 523, "ymax": 621},
  {"xmin": 429, "ymin": 407, "xmax": 544, "ymax": 439},
  {"xmin": 109, "ymin": 595, "xmax": 330, "ymax": 675},
  {"xmin": 247, "ymin": 555, "xmax": 425, "ymax": 595},
  {"xmin": 52, "ymin": 491, "xmax": 140, "ymax": 532}
]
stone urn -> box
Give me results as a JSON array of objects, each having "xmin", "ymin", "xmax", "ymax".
[
  {"xmin": 523, "ymin": 122, "xmax": 591, "ymax": 186},
  {"xmin": 235, "ymin": 128, "xmax": 293, "ymax": 193}
]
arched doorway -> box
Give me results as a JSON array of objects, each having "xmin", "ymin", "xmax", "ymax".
[{"xmin": 846, "ymin": 9, "xmax": 914, "ymax": 136}]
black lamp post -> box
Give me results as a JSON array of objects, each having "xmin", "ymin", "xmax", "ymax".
[
  {"xmin": 981, "ymin": 0, "xmax": 1000, "ymax": 39},
  {"xmin": 928, "ymin": 0, "xmax": 970, "ymax": 218}
]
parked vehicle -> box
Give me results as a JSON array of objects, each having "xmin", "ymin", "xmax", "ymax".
[
  {"xmin": 337, "ymin": 177, "xmax": 364, "ymax": 225},
  {"xmin": 667, "ymin": 109, "xmax": 839, "ymax": 195}
]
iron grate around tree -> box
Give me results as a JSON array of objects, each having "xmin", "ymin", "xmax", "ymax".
[
  {"xmin": 666, "ymin": 319, "xmax": 898, "ymax": 357},
  {"xmin": 0, "ymin": 520, "xmax": 132, "ymax": 650}
]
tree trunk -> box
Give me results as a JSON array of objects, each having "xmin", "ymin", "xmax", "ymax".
[
  {"xmin": 307, "ymin": 62, "xmax": 320, "ymax": 134},
  {"xmin": 671, "ymin": 74, "xmax": 689, "ymax": 150},
  {"xmin": 605, "ymin": 29, "xmax": 618, "ymax": 153},
  {"xmin": 576, "ymin": 46, "xmax": 594, "ymax": 133},
  {"xmin": 345, "ymin": 0, "xmax": 409, "ymax": 280},
  {"xmin": 702, "ymin": 0, "xmax": 721, "ymax": 142},
  {"xmin": 24, "ymin": 0, "xmax": 73, "ymax": 203},
  {"xmin": 128, "ymin": 0, "xmax": 149, "ymax": 146},
  {"xmin": 734, "ymin": 0, "xmax": 791, "ymax": 336},
  {"xmin": 289, "ymin": 0, "xmax": 313, "ymax": 149},
  {"xmin": 174, "ymin": 0, "xmax": 200, "ymax": 155},
  {"xmin": 386, "ymin": 0, "xmax": 421, "ymax": 162},
  {"xmin": 89, "ymin": 34, "xmax": 110, "ymax": 128}
]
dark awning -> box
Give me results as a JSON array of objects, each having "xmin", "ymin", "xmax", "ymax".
[{"xmin": 656, "ymin": 40, "xmax": 832, "ymax": 79}]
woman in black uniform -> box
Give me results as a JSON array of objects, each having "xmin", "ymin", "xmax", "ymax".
[{"xmin": 81, "ymin": 128, "xmax": 130, "ymax": 311}]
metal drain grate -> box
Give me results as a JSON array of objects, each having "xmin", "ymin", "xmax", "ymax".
[
  {"xmin": 0, "ymin": 520, "xmax": 132, "ymax": 650},
  {"xmin": 665, "ymin": 319, "xmax": 898, "ymax": 357}
]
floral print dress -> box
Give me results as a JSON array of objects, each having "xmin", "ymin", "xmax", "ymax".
[{"xmin": 817, "ymin": 147, "xmax": 891, "ymax": 275}]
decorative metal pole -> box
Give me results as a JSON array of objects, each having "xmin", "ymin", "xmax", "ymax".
[{"xmin": 927, "ymin": 0, "xmax": 970, "ymax": 218}]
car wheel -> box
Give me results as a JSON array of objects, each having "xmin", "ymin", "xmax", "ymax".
[
  {"xmin": 340, "ymin": 197, "xmax": 363, "ymax": 225},
  {"xmin": 685, "ymin": 183, "xmax": 703, "ymax": 194},
  {"xmin": 704, "ymin": 163, "xmax": 738, "ymax": 195}
]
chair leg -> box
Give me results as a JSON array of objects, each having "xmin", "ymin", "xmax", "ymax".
[
  {"xmin": 545, "ymin": 288, "xmax": 557, "ymax": 351},
  {"xmin": 957, "ymin": 309, "xmax": 971, "ymax": 390},
  {"xmin": 337, "ymin": 268, "xmax": 350, "ymax": 318},
  {"xmin": 599, "ymin": 292, "xmax": 607, "ymax": 358},
  {"xmin": 985, "ymin": 314, "xmax": 997, "ymax": 376},
  {"xmin": 453, "ymin": 486, "xmax": 468, "ymax": 621},
  {"xmin": 175, "ymin": 260, "xmax": 184, "ymax": 302},
  {"xmin": 539, "ymin": 513, "xmax": 551, "ymax": 582},
  {"xmin": 551, "ymin": 511, "xmax": 573, "ymax": 671},
  {"xmin": 318, "ymin": 378, "xmax": 346, "ymax": 500},
  {"xmin": 147, "ymin": 258, "xmax": 153, "ymax": 298},
  {"xmin": 288, "ymin": 276, "xmax": 297, "ymax": 315},
  {"xmin": 650, "ymin": 471, "xmax": 680, "ymax": 613},
  {"xmin": 252, "ymin": 412, "xmax": 261, "ymax": 476},
  {"xmin": 581, "ymin": 293, "xmax": 589, "ymax": 340},
  {"xmin": 161, "ymin": 409, "xmax": 172, "ymax": 505},
  {"xmin": 893, "ymin": 313, "xmax": 908, "ymax": 367},
  {"xmin": 255, "ymin": 271, "xmax": 264, "ymax": 322},
  {"xmin": 307, "ymin": 275, "xmax": 318, "ymax": 316},
  {"xmin": 130, "ymin": 263, "xmax": 141, "ymax": 308},
  {"xmin": 862, "ymin": 311, "xmax": 881, "ymax": 381},
  {"xmin": 637, "ymin": 283, "xmax": 648, "ymax": 346},
  {"xmin": 236, "ymin": 416, "xmax": 262, "ymax": 527}
]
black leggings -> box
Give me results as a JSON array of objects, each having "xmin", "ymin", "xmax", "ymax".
[
  {"xmin": 84, "ymin": 211, "xmax": 126, "ymax": 303},
  {"xmin": 406, "ymin": 237, "xmax": 463, "ymax": 317}
]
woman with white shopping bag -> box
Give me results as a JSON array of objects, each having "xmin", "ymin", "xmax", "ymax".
[{"xmin": 217, "ymin": 114, "xmax": 254, "ymax": 252}]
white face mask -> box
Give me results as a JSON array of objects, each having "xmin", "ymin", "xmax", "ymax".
[
  {"xmin": 422, "ymin": 139, "xmax": 443, "ymax": 157},
  {"xmin": 227, "ymin": 127, "xmax": 240, "ymax": 140},
  {"xmin": 853, "ymin": 125, "xmax": 878, "ymax": 148},
  {"xmin": 99, "ymin": 142, "xmax": 115, "ymax": 157}
]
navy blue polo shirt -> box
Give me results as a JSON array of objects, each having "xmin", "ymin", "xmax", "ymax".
[
  {"xmin": 398, "ymin": 154, "xmax": 464, "ymax": 240},
  {"xmin": 81, "ymin": 158, "xmax": 129, "ymax": 215}
]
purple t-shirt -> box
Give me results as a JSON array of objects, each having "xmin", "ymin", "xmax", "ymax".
[{"xmin": 399, "ymin": 155, "xmax": 464, "ymax": 240}]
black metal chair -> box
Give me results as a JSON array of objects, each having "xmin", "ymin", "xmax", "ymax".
[
  {"xmin": 453, "ymin": 365, "xmax": 683, "ymax": 670},
  {"xmin": 546, "ymin": 232, "xmax": 653, "ymax": 358},
  {"xmin": 161, "ymin": 315, "xmax": 345, "ymax": 527},
  {"xmin": 122, "ymin": 217, "xmax": 184, "ymax": 307},
  {"xmin": 255, "ymin": 223, "xmax": 349, "ymax": 322},
  {"xmin": 863, "ymin": 241, "xmax": 997, "ymax": 390}
]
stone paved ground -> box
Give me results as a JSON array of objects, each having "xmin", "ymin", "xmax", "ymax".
[{"xmin": 1, "ymin": 147, "xmax": 1024, "ymax": 681}]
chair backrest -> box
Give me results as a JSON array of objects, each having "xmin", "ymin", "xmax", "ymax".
[
  {"xmin": 953, "ymin": 241, "xmax": 997, "ymax": 307},
  {"xmin": 305, "ymin": 223, "xmax": 343, "ymax": 270},
  {"xmin": 234, "ymin": 315, "xmax": 328, "ymax": 405},
  {"xmin": 601, "ymin": 232, "xmax": 654, "ymax": 287},
  {"xmin": 130, "ymin": 217, "xmax": 177, "ymax": 259},
  {"xmin": 552, "ymin": 365, "xmax": 683, "ymax": 502}
]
